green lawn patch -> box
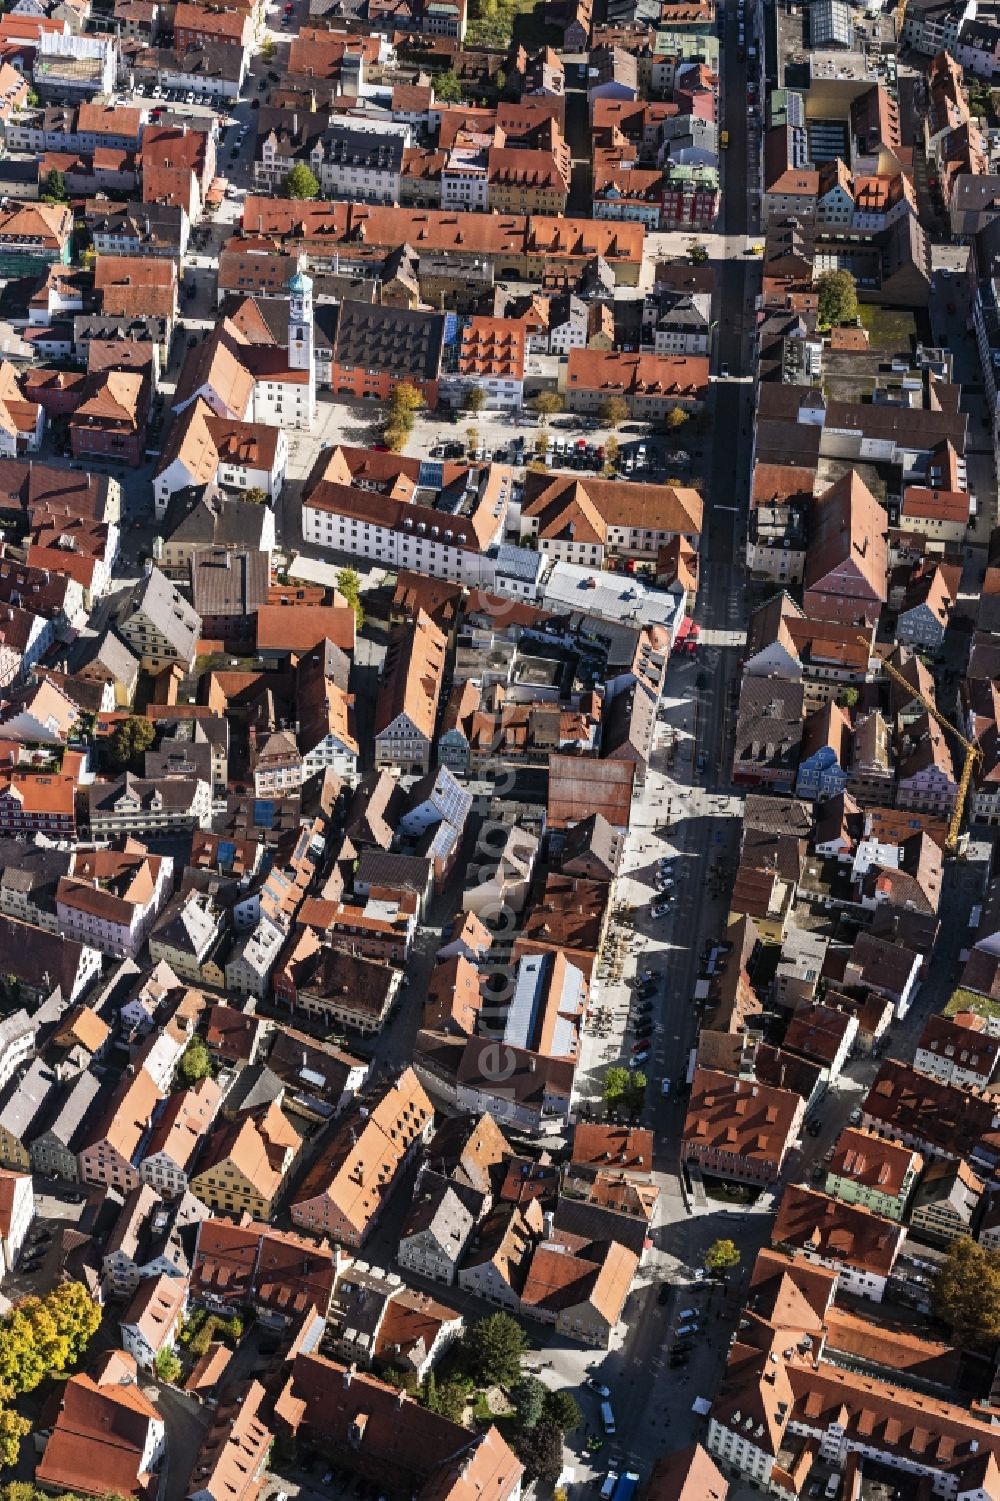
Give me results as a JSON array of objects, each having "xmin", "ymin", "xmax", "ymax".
[
  {"xmin": 466, "ymin": 0, "xmax": 557, "ymax": 49},
  {"xmin": 944, "ymin": 988, "xmax": 1000, "ymax": 1022},
  {"xmin": 858, "ymin": 303, "xmax": 918, "ymax": 352}
]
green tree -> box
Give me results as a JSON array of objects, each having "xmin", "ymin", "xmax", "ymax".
[
  {"xmin": 0, "ymin": 1283, "xmax": 100, "ymax": 1398},
  {"xmin": 463, "ymin": 1312, "xmax": 527, "ymax": 1390},
  {"xmin": 532, "ymin": 391, "xmax": 563, "ymax": 421},
  {"xmin": 177, "ymin": 1038, "xmax": 213, "ymax": 1086},
  {"xmin": 284, "ymin": 163, "xmax": 320, "ymax": 200},
  {"xmin": 598, "ymin": 396, "xmax": 628, "ymax": 429},
  {"xmin": 437, "ymin": 1378, "xmax": 470, "ymax": 1423},
  {"xmin": 389, "ymin": 381, "xmax": 424, "ymax": 417},
  {"xmin": 494, "ymin": 68, "xmax": 507, "ymax": 94},
  {"xmin": 243, "ymin": 486, "xmax": 268, "ymax": 505},
  {"xmin": 665, "ymin": 407, "xmax": 689, "ymax": 430},
  {"xmin": 603, "ymin": 1066, "xmax": 630, "ymax": 1105},
  {"xmin": 435, "ymin": 69, "xmax": 463, "ymax": 103},
  {"xmin": 41, "ymin": 168, "xmax": 68, "ymax": 204},
  {"xmin": 511, "ymin": 1375, "xmax": 547, "ymax": 1431},
  {"xmin": 704, "ymin": 1238, "xmax": 741, "ymax": 1279},
  {"xmin": 514, "ymin": 1421, "xmax": 563, "ymax": 1485},
  {"xmin": 154, "ymin": 1348, "xmax": 182, "ymax": 1385},
  {"xmin": 260, "ymin": 35, "xmax": 275, "ymax": 60},
  {"xmin": 816, "ymin": 268, "xmax": 859, "ymax": 329},
  {"xmin": 337, "ymin": 567, "xmax": 364, "ymax": 630},
  {"xmin": 463, "ymin": 386, "xmax": 487, "ymax": 413},
  {"xmin": 933, "ymin": 1237, "xmax": 1000, "ymax": 1347},
  {"xmin": 627, "ymin": 1071, "xmax": 648, "ymax": 1112},
  {"xmin": 688, "ymin": 241, "xmax": 708, "ymax": 264},
  {"xmin": 422, "ymin": 1369, "xmax": 440, "ymax": 1412},
  {"xmin": 838, "ymin": 686, "xmax": 859, "ymax": 708},
  {"xmin": 45, "ymin": 1280, "xmax": 101, "ymax": 1365},
  {"xmin": 383, "ymin": 421, "xmax": 409, "ymax": 453},
  {"xmin": 543, "ymin": 1389, "xmax": 582, "ymax": 1433},
  {"xmin": 108, "ymin": 714, "xmax": 155, "ymax": 770},
  {"xmin": 0, "ymin": 1409, "xmax": 29, "ymax": 1468},
  {"xmin": 0, "ymin": 1306, "xmax": 47, "ymax": 1396},
  {"xmin": 603, "ymin": 435, "xmax": 619, "ymax": 474}
]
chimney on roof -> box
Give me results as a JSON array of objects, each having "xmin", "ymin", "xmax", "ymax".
[{"xmin": 343, "ymin": 1364, "xmax": 355, "ymax": 1388}]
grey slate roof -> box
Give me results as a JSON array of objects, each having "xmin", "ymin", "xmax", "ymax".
[
  {"xmin": 161, "ymin": 494, "xmax": 273, "ymax": 552},
  {"xmin": 221, "ymin": 1063, "xmax": 284, "ymax": 1116},
  {"xmin": 190, "ymin": 547, "xmax": 270, "ymax": 617},
  {"xmin": 120, "ymin": 565, "xmax": 200, "ymax": 662},
  {"xmin": 38, "ymin": 1068, "xmax": 105, "ymax": 1153},
  {"xmin": 399, "ymin": 1169, "xmax": 480, "ymax": 1249},
  {"xmin": 0, "ymin": 1057, "xmax": 59, "ymax": 1143},
  {"xmin": 355, "ymin": 849, "xmax": 432, "ymax": 895}
]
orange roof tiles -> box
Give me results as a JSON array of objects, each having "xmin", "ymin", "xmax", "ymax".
[
  {"xmin": 374, "ymin": 609, "xmax": 447, "ymax": 742},
  {"xmin": 255, "ymin": 604, "xmax": 356, "ymax": 655}
]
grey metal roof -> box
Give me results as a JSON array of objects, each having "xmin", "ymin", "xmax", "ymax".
[
  {"xmin": 541, "ymin": 561, "xmax": 683, "ymax": 638},
  {"xmin": 490, "ymin": 542, "xmax": 547, "ymax": 583}
]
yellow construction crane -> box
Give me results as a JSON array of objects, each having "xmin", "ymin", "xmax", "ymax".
[{"xmin": 866, "ymin": 639, "xmax": 981, "ymax": 854}]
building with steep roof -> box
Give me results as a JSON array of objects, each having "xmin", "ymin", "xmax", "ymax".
[
  {"xmin": 824, "ymin": 1127, "xmax": 922, "ymax": 1220},
  {"xmin": 290, "ymin": 1069, "xmax": 434, "ymax": 1245},
  {"xmin": 274, "ymin": 1351, "xmax": 523, "ymax": 1501},
  {"xmin": 78, "ymin": 1066, "xmax": 162, "ymax": 1194},
  {"xmin": 190, "ymin": 1216, "xmax": 339, "ymax": 1322},
  {"xmin": 771, "ymin": 1184, "xmax": 905, "ymax": 1300},
  {"xmin": 185, "ymin": 1380, "xmax": 271, "ymax": 1501},
  {"xmin": 190, "ymin": 1101, "xmax": 300, "ymax": 1219},
  {"xmin": 520, "ymin": 470, "xmax": 702, "ymax": 566},
  {"xmin": 803, "ymin": 471, "xmax": 888, "ymax": 627},
  {"xmin": 374, "ymin": 610, "xmax": 447, "ymax": 775},
  {"xmin": 519, "ymin": 1232, "xmax": 638, "ymax": 1345},
  {"xmin": 120, "ymin": 1271, "xmax": 189, "ymax": 1369},
  {"xmin": 36, "ymin": 1362, "xmax": 165, "ymax": 1500},
  {"xmin": 153, "ymin": 396, "xmax": 288, "ymax": 518},
  {"xmin": 681, "ymin": 1068, "xmax": 805, "ymax": 1186},
  {"xmin": 117, "ymin": 564, "xmax": 201, "ymax": 671},
  {"xmin": 397, "ymin": 1169, "xmax": 481, "ymax": 1285}
]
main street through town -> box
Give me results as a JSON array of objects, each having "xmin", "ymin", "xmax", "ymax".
[{"xmin": 280, "ymin": 6, "xmax": 777, "ymax": 1481}]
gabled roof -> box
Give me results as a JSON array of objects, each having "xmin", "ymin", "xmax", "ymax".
[
  {"xmin": 804, "ymin": 470, "xmax": 888, "ymax": 608},
  {"xmin": 772, "ymin": 1184, "xmax": 904, "ymax": 1277},
  {"xmin": 36, "ymin": 1370, "xmax": 162, "ymax": 1500}
]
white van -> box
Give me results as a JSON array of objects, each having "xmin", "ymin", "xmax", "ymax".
[
  {"xmin": 824, "ymin": 1477, "xmax": 841, "ymax": 1500},
  {"xmin": 600, "ymin": 1401, "xmax": 616, "ymax": 1436},
  {"xmin": 600, "ymin": 1474, "xmax": 618, "ymax": 1500}
]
